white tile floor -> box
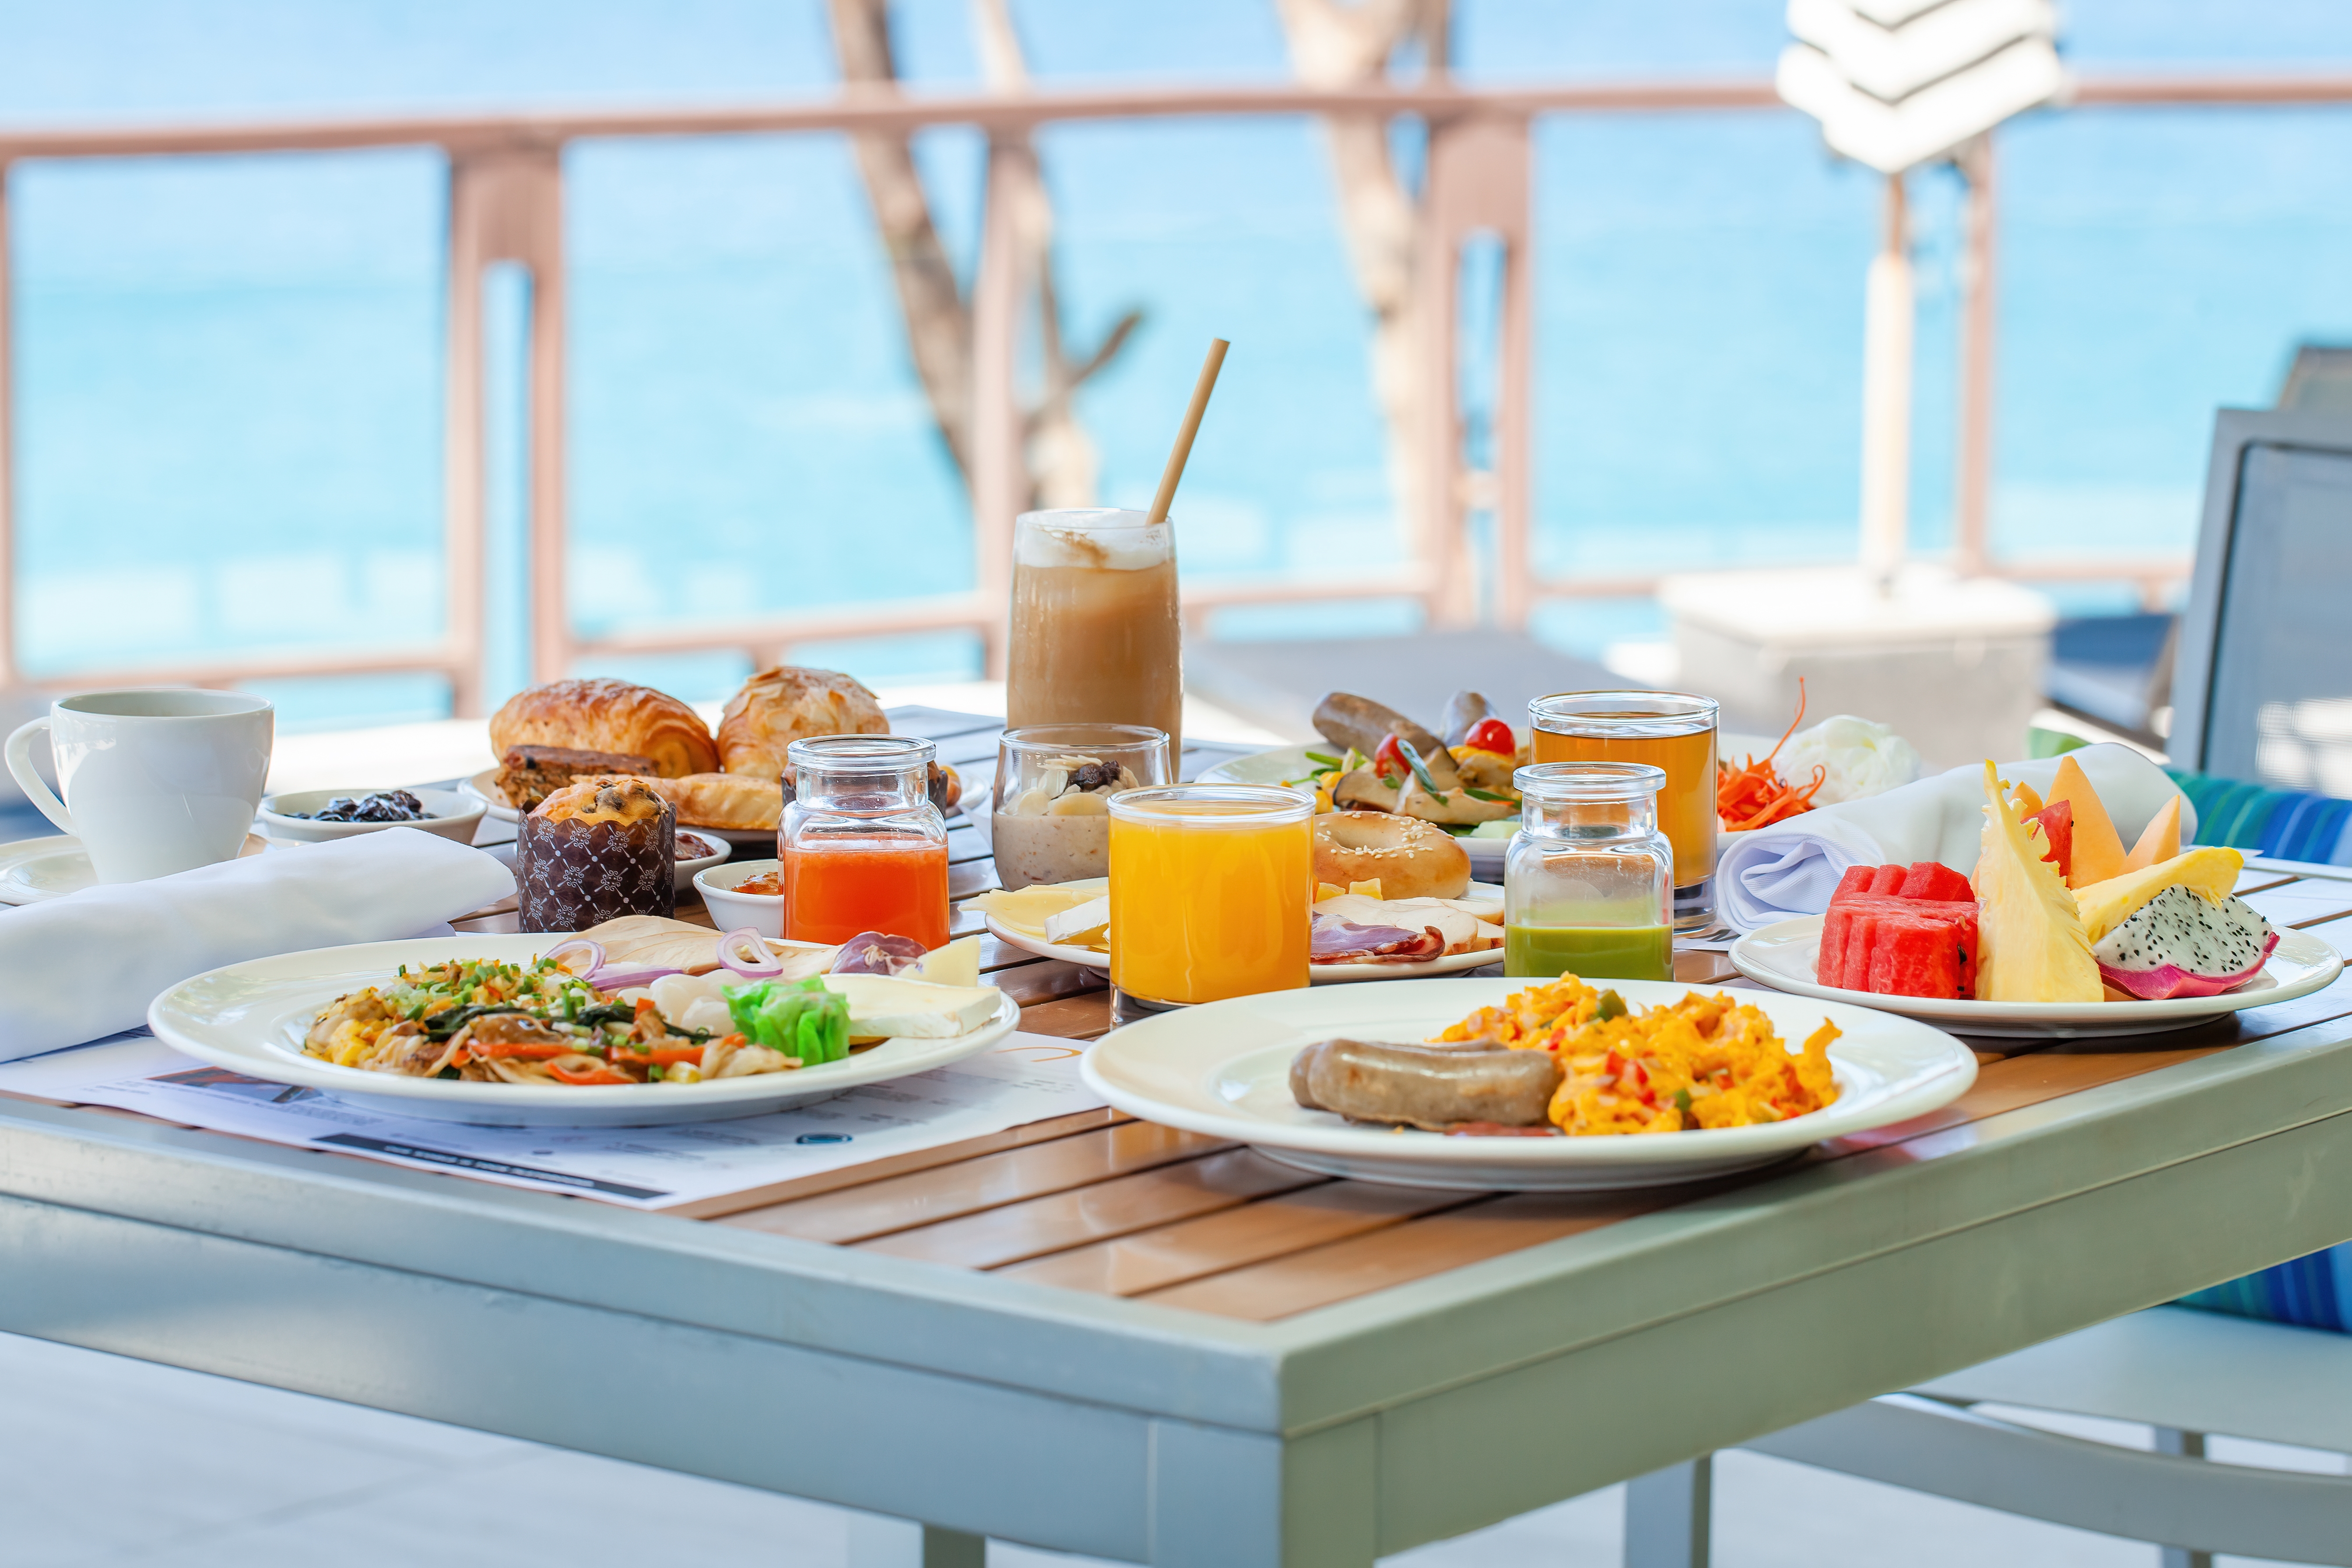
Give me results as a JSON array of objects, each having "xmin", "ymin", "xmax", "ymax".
[{"xmin": 4, "ymin": 1330, "xmax": 2337, "ymax": 1568}]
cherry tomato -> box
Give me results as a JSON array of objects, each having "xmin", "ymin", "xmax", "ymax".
[
  {"xmin": 1461, "ymin": 717, "xmax": 1516, "ymax": 755},
  {"xmin": 1372, "ymin": 734, "xmax": 1410, "ymax": 786}
]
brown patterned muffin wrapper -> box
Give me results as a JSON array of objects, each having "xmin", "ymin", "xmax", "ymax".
[{"xmin": 518, "ymin": 810, "xmax": 676, "ymax": 932}]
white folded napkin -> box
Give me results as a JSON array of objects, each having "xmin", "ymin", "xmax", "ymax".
[
  {"xmin": 1714, "ymin": 742, "xmax": 2195, "ymax": 933},
  {"xmin": 0, "ymin": 828, "xmax": 515, "ymax": 1062}
]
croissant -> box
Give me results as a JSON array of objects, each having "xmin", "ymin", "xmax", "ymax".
[
  {"xmin": 643, "ymin": 772, "xmax": 783, "ymax": 832},
  {"xmin": 489, "ymin": 679, "xmax": 718, "ymax": 778},
  {"xmin": 718, "ymin": 666, "xmax": 888, "ymax": 778}
]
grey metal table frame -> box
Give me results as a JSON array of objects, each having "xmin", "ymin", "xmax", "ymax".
[{"xmin": 8, "ymin": 1004, "xmax": 2352, "ymax": 1564}]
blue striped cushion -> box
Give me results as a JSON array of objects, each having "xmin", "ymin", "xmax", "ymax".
[
  {"xmin": 2162, "ymin": 768, "xmax": 2352, "ymax": 1331},
  {"xmin": 2165, "ymin": 768, "xmax": 2352, "ymax": 865},
  {"xmin": 2183, "ymin": 1251, "xmax": 2352, "ymax": 1333}
]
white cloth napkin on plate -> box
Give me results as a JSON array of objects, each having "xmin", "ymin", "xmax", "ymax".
[
  {"xmin": 1714, "ymin": 743, "xmax": 2194, "ymax": 933},
  {"xmin": 0, "ymin": 828, "xmax": 515, "ymax": 1062}
]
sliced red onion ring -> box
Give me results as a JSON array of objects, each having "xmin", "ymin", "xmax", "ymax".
[
  {"xmin": 541, "ymin": 937, "xmax": 606, "ymax": 975},
  {"xmin": 830, "ymin": 930, "xmax": 927, "ymax": 976},
  {"xmin": 717, "ymin": 927, "xmax": 785, "ymax": 980}
]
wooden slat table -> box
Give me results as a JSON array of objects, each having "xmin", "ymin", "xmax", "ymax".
[{"xmin": 7, "ymin": 712, "xmax": 2352, "ymax": 1566}]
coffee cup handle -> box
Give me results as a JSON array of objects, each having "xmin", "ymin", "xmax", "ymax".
[{"xmin": 5, "ymin": 717, "xmax": 75, "ymax": 835}]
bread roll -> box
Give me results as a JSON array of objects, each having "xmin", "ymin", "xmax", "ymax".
[
  {"xmin": 643, "ymin": 772, "xmax": 783, "ymax": 832},
  {"xmin": 489, "ymin": 679, "xmax": 718, "ymax": 778},
  {"xmin": 495, "ymin": 744, "xmax": 655, "ymax": 812},
  {"xmin": 719, "ymin": 666, "xmax": 887, "ymax": 778}
]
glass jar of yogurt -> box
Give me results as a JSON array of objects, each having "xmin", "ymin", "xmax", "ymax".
[{"xmin": 990, "ymin": 723, "xmax": 1172, "ymax": 890}]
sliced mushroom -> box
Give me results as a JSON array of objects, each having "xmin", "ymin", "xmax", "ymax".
[{"xmin": 1330, "ymin": 768, "xmax": 1404, "ymax": 812}]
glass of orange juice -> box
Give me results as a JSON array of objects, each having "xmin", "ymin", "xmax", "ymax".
[
  {"xmin": 1528, "ymin": 691, "xmax": 1719, "ymax": 933},
  {"xmin": 1107, "ymin": 784, "xmax": 1313, "ymax": 1007}
]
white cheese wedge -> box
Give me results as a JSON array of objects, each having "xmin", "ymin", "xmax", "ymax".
[
  {"xmin": 820, "ymin": 974, "xmax": 1002, "ymax": 1038},
  {"xmin": 1043, "ymin": 895, "xmax": 1111, "ymax": 946},
  {"xmin": 917, "ymin": 934, "xmax": 982, "ymax": 989}
]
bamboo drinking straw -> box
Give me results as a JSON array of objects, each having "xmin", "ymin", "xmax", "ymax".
[{"xmin": 1146, "ymin": 337, "xmax": 1229, "ymax": 525}]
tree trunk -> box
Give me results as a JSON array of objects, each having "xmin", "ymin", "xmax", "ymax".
[{"xmin": 1274, "ymin": 0, "xmax": 1444, "ymax": 567}]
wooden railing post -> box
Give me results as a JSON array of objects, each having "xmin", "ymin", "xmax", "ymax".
[
  {"xmin": 1418, "ymin": 113, "xmax": 1533, "ymax": 628},
  {"xmin": 0, "ymin": 158, "xmax": 15, "ymax": 691},
  {"xmin": 970, "ymin": 139, "xmax": 1027, "ymax": 679},
  {"xmin": 443, "ymin": 152, "xmax": 488, "ymax": 717},
  {"xmin": 446, "ymin": 145, "xmax": 566, "ymax": 710},
  {"xmin": 1954, "ymin": 134, "xmax": 1997, "ymax": 579}
]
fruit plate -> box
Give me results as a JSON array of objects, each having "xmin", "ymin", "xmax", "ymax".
[
  {"xmin": 1194, "ymin": 745, "xmax": 1512, "ymax": 877},
  {"xmin": 1731, "ymin": 915, "xmax": 2344, "ymax": 1038},
  {"xmin": 984, "ymin": 881, "xmax": 1507, "ymax": 984},
  {"xmin": 147, "ymin": 934, "xmax": 1020, "ymax": 1128},
  {"xmin": 1080, "ymin": 977, "xmax": 1977, "ymax": 1191}
]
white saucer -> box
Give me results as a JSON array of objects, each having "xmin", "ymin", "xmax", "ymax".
[{"xmin": 0, "ymin": 832, "xmax": 273, "ymax": 906}]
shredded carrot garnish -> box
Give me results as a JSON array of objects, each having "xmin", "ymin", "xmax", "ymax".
[{"xmin": 1716, "ymin": 679, "xmax": 1828, "ymax": 831}]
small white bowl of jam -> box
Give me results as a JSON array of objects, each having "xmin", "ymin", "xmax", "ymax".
[{"xmin": 695, "ymin": 858, "xmax": 783, "ymax": 937}]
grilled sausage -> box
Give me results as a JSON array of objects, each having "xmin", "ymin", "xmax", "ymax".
[
  {"xmin": 1310, "ymin": 693, "xmax": 1462, "ymax": 791},
  {"xmin": 1290, "ymin": 1037, "xmax": 1562, "ymax": 1131},
  {"xmin": 1439, "ymin": 689, "xmax": 1493, "ymax": 747}
]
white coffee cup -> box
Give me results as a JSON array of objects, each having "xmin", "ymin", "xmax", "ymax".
[{"xmin": 5, "ymin": 689, "xmax": 274, "ymax": 884}]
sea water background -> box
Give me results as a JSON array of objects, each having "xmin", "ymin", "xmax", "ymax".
[{"xmin": 6, "ymin": 0, "xmax": 2352, "ymax": 729}]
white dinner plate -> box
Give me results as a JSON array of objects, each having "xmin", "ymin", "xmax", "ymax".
[
  {"xmin": 0, "ymin": 832, "xmax": 274, "ymax": 906},
  {"xmin": 1730, "ymin": 915, "xmax": 2345, "ymax": 1038},
  {"xmin": 147, "ymin": 933, "xmax": 1019, "ymax": 1127},
  {"xmin": 1194, "ymin": 745, "xmax": 1515, "ymax": 877},
  {"xmin": 1081, "ymin": 977, "xmax": 1977, "ymax": 1191},
  {"xmin": 984, "ymin": 881, "xmax": 1507, "ymax": 983}
]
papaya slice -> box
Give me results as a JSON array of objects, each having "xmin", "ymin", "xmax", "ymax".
[
  {"xmin": 2121, "ymin": 796, "xmax": 2183, "ymax": 874},
  {"xmin": 2044, "ymin": 755, "xmax": 2127, "ymax": 888}
]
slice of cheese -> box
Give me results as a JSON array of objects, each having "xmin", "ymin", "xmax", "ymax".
[
  {"xmin": 969, "ymin": 880, "xmax": 1106, "ymax": 938},
  {"xmin": 2120, "ymin": 796, "xmax": 2183, "ymax": 874},
  {"xmin": 917, "ymin": 934, "xmax": 981, "ymax": 989},
  {"xmin": 820, "ymin": 974, "xmax": 1002, "ymax": 1038},
  {"xmin": 2073, "ymin": 845, "xmax": 2242, "ymax": 945},
  {"xmin": 2043, "ymin": 754, "xmax": 2127, "ymax": 888},
  {"xmin": 1973, "ymin": 761, "xmax": 2101, "ymax": 1003},
  {"xmin": 1043, "ymin": 896, "xmax": 1110, "ymax": 946}
]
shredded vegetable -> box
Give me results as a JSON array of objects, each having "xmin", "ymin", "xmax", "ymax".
[{"xmin": 1717, "ymin": 679, "xmax": 1828, "ymax": 831}]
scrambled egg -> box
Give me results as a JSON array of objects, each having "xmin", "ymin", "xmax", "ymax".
[{"xmin": 1435, "ymin": 975, "xmax": 1840, "ymax": 1135}]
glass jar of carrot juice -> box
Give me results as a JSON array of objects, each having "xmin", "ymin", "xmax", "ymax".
[
  {"xmin": 782, "ymin": 735, "xmax": 949, "ymax": 949},
  {"xmin": 1107, "ymin": 783, "xmax": 1313, "ymax": 1007}
]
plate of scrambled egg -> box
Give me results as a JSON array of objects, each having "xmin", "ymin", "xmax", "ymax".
[{"xmin": 1082, "ymin": 976, "xmax": 1976, "ymax": 1190}]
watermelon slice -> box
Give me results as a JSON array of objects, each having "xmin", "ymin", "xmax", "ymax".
[
  {"xmin": 1898, "ymin": 862, "xmax": 1974, "ymax": 902},
  {"xmin": 1867, "ymin": 912, "xmax": 1968, "ymax": 1000},
  {"xmin": 1832, "ymin": 897, "xmax": 1979, "ymax": 997},
  {"xmin": 1817, "ymin": 863, "xmax": 1982, "ymax": 997}
]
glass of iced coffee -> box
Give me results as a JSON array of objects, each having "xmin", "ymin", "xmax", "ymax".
[{"xmin": 1005, "ymin": 509, "xmax": 1183, "ymax": 757}]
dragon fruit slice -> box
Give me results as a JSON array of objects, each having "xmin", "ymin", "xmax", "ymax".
[{"xmin": 2092, "ymin": 885, "xmax": 2279, "ymax": 1000}]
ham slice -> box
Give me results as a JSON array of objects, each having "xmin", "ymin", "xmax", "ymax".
[
  {"xmin": 1314, "ymin": 896, "xmax": 1496, "ymax": 957},
  {"xmin": 1311, "ymin": 914, "xmax": 1447, "ymax": 962}
]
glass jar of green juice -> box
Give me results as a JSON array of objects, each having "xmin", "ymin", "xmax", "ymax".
[{"xmin": 1504, "ymin": 762, "xmax": 1675, "ymax": 981}]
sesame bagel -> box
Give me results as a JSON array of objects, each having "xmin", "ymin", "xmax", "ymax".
[{"xmin": 1313, "ymin": 810, "xmax": 1472, "ymax": 901}]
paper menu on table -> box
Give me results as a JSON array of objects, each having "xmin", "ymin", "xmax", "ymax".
[{"xmin": 0, "ymin": 1030, "xmax": 1103, "ymax": 1210}]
